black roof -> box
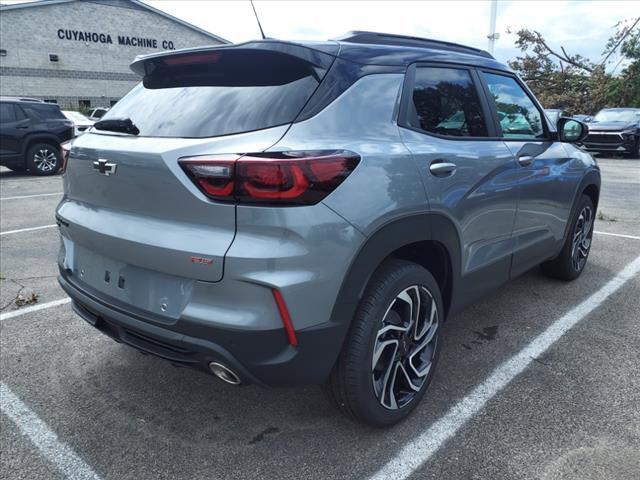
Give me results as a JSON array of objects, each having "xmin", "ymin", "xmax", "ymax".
[
  {"xmin": 335, "ymin": 31, "xmax": 494, "ymax": 59},
  {"xmin": 131, "ymin": 31, "xmax": 510, "ymax": 75},
  {"xmin": 332, "ymin": 31, "xmax": 508, "ymax": 70}
]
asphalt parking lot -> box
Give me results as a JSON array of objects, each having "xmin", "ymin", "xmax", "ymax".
[{"xmin": 1, "ymin": 157, "xmax": 639, "ymax": 480}]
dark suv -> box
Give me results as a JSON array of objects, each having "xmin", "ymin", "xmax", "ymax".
[
  {"xmin": 0, "ymin": 98, "xmax": 74, "ymax": 175},
  {"xmin": 57, "ymin": 32, "xmax": 599, "ymax": 426},
  {"xmin": 582, "ymin": 108, "xmax": 640, "ymax": 158}
]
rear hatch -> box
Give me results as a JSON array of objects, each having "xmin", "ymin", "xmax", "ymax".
[{"xmin": 58, "ymin": 42, "xmax": 336, "ymax": 312}]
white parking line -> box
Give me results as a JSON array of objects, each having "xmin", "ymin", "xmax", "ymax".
[
  {"xmin": 369, "ymin": 254, "xmax": 640, "ymax": 480},
  {"xmin": 594, "ymin": 230, "xmax": 640, "ymax": 241},
  {"xmin": 0, "ymin": 224, "xmax": 57, "ymax": 236},
  {"xmin": 1, "ymin": 192, "xmax": 62, "ymax": 201},
  {"xmin": 0, "ymin": 298, "xmax": 71, "ymax": 321},
  {"xmin": 0, "ymin": 383, "xmax": 102, "ymax": 480}
]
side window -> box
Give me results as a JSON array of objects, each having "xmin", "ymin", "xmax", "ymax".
[
  {"xmin": 22, "ymin": 104, "xmax": 63, "ymax": 121},
  {"xmin": 0, "ymin": 103, "xmax": 17, "ymax": 123},
  {"xmin": 482, "ymin": 72, "xmax": 545, "ymax": 139},
  {"xmin": 408, "ymin": 67, "xmax": 488, "ymax": 137}
]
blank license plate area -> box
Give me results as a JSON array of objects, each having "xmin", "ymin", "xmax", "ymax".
[{"xmin": 70, "ymin": 243, "xmax": 193, "ymax": 320}]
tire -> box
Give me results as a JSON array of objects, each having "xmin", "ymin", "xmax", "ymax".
[
  {"xmin": 26, "ymin": 143, "xmax": 61, "ymax": 176},
  {"xmin": 541, "ymin": 194, "xmax": 594, "ymax": 281},
  {"xmin": 325, "ymin": 259, "xmax": 442, "ymax": 427}
]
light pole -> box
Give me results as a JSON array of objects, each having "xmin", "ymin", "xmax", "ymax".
[{"xmin": 487, "ymin": 0, "xmax": 499, "ymax": 55}]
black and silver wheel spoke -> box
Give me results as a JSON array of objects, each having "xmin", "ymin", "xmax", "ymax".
[
  {"xmin": 33, "ymin": 149, "xmax": 57, "ymax": 172},
  {"xmin": 372, "ymin": 284, "xmax": 439, "ymax": 410},
  {"xmin": 571, "ymin": 206, "xmax": 593, "ymax": 271}
]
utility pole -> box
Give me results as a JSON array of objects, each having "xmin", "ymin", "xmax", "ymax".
[{"xmin": 487, "ymin": 0, "xmax": 499, "ymax": 55}]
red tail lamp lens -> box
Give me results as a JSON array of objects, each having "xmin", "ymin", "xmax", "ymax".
[{"xmin": 179, "ymin": 150, "xmax": 359, "ymax": 205}]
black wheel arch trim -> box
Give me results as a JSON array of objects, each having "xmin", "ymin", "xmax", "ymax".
[
  {"xmin": 325, "ymin": 212, "xmax": 462, "ymax": 374},
  {"xmin": 559, "ymin": 168, "xmax": 601, "ymax": 250},
  {"xmin": 22, "ymin": 133, "xmax": 62, "ymax": 156}
]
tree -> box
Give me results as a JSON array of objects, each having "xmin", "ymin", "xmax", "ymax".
[{"xmin": 507, "ymin": 17, "xmax": 640, "ymax": 113}]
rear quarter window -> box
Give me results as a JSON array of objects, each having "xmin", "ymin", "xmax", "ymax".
[{"xmin": 101, "ymin": 49, "xmax": 325, "ymax": 138}]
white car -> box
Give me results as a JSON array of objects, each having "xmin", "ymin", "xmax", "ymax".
[
  {"xmin": 62, "ymin": 110, "xmax": 94, "ymax": 136},
  {"xmin": 87, "ymin": 107, "xmax": 109, "ymax": 121}
]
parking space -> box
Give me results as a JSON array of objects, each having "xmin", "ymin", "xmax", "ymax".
[{"xmin": 1, "ymin": 158, "xmax": 639, "ymax": 480}]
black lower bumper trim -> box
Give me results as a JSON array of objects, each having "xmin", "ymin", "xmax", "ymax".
[{"xmin": 58, "ymin": 270, "xmax": 343, "ymax": 387}]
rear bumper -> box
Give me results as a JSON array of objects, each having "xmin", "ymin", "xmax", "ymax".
[{"xmin": 58, "ymin": 269, "xmax": 344, "ymax": 387}]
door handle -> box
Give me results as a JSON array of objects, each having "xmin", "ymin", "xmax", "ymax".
[
  {"xmin": 429, "ymin": 161, "xmax": 457, "ymax": 177},
  {"xmin": 517, "ymin": 155, "xmax": 535, "ymax": 167},
  {"xmin": 16, "ymin": 125, "xmax": 29, "ymax": 129}
]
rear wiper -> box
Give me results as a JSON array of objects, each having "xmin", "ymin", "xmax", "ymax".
[{"xmin": 94, "ymin": 118, "xmax": 140, "ymax": 135}]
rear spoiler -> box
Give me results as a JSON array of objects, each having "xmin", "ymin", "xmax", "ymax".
[{"xmin": 130, "ymin": 40, "xmax": 339, "ymax": 77}]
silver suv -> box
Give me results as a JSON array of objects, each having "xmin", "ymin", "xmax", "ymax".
[{"xmin": 57, "ymin": 32, "xmax": 600, "ymax": 427}]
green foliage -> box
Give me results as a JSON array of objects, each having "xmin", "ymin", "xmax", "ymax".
[{"xmin": 508, "ymin": 17, "xmax": 640, "ymax": 113}]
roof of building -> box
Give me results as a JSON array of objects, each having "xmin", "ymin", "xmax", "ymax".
[{"xmin": 0, "ymin": 0, "xmax": 229, "ymax": 44}]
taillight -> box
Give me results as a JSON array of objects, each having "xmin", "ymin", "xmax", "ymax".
[
  {"xmin": 60, "ymin": 140, "xmax": 72, "ymax": 173},
  {"xmin": 179, "ymin": 150, "xmax": 359, "ymax": 205}
]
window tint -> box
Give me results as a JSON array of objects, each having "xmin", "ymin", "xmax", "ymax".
[
  {"xmin": 408, "ymin": 67, "xmax": 488, "ymax": 137},
  {"xmin": 482, "ymin": 73, "xmax": 545, "ymax": 139},
  {"xmin": 0, "ymin": 103, "xmax": 17, "ymax": 123},
  {"xmin": 22, "ymin": 103, "xmax": 65, "ymax": 121},
  {"xmin": 101, "ymin": 50, "xmax": 324, "ymax": 138}
]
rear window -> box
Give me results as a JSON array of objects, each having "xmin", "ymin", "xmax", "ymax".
[
  {"xmin": 22, "ymin": 103, "xmax": 65, "ymax": 121},
  {"xmin": 101, "ymin": 49, "xmax": 325, "ymax": 138}
]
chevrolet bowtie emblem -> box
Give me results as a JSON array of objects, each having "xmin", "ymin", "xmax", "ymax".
[{"xmin": 93, "ymin": 159, "xmax": 117, "ymax": 176}]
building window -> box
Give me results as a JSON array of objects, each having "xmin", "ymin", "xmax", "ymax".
[{"xmin": 79, "ymin": 100, "xmax": 91, "ymax": 109}]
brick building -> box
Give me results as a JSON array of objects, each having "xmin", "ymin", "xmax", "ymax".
[{"xmin": 0, "ymin": 0, "xmax": 227, "ymax": 109}]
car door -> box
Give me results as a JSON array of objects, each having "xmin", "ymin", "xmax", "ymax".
[
  {"xmin": 398, "ymin": 64, "xmax": 522, "ymax": 304},
  {"xmin": 0, "ymin": 103, "xmax": 30, "ymax": 160},
  {"xmin": 478, "ymin": 71, "xmax": 580, "ymax": 277}
]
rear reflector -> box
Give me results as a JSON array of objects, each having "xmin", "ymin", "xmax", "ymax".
[
  {"xmin": 179, "ymin": 150, "xmax": 359, "ymax": 206},
  {"xmin": 272, "ymin": 289, "xmax": 298, "ymax": 347}
]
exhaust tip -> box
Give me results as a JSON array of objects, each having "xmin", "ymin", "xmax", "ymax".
[{"xmin": 208, "ymin": 362, "xmax": 241, "ymax": 385}]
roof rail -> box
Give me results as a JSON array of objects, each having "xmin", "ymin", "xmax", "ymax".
[{"xmin": 334, "ymin": 31, "xmax": 494, "ymax": 59}]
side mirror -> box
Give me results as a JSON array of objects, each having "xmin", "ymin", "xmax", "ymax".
[{"xmin": 557, "ymin": 117, "xmax": 588, "ymax": 143}]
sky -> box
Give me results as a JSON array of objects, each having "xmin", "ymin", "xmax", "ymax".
[
  {"xmin": 141, "ymin": 0, "xmax": 638, "ymax": 71},
  {"xmin": 3, "ymin": 0, "xmax": 639, "ymax": 70}
]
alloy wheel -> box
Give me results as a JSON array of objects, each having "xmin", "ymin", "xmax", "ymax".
[
  {"xmin": 372, "ymin": 285, "xmax": 439, "ymax": 410},
  {"xmin": 571, "ymin": 205, "xmax": 593, "ymax": 272},
  {"xmin": 33, "ymin": 148, "xmax": 58, "ymax": 172}
]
